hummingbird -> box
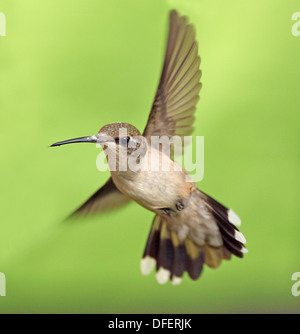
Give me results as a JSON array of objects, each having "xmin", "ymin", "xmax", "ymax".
[{"xmin": 51, "ymin": 10, "xmax": 247, "ymax": 285}]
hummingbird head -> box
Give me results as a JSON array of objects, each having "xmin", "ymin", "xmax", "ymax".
[
  {"xmin": 97, "ymin": 123, "xmax": 147, "ymax": 167},
  {"xmin": 97, "ymin": 122, "xmax": 141, "ymax": 138},
  {"xmin": 51, "ymin": 122, "xmax": 148, "ymax": 171},
  {"xmin": 51, "ymin": 122, "xmax": 142, "ymax": 147}
]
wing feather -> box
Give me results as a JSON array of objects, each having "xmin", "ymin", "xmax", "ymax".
[
  {"xmin": 69, "ymin": 178, "xmax": 130, "ymax": 217},
  {"xmin": 143, "ymin": 10, "xmax": 201, "ymax": 141}
]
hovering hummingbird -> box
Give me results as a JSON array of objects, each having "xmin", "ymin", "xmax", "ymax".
[{"xmin": 51, "ymin": 10, "xmax": 247, "ymax": 285}]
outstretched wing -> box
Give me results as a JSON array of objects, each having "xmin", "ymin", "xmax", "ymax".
[
  {"xmin": 70, "ymin": 178, "xmax": 131, "ymax": 217},
  {"xmin": 143, "ymin": 10, "xmax": 202, "ymax": 141}
]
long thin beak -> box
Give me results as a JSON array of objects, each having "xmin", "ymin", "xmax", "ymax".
[
  {"xmin": 50, "ymin": 135, "xmax": 113, "ymax": 147},
  {"xmin": 50, "ymin": 135, "xmax": 97, "ymax": 147}
]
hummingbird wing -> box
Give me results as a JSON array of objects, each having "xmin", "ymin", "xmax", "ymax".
[
  {"xmin": 143, "ymin": 10, "xmax": 201, "ymax": 144},
  {"xmin": 69, "ymin": 177, "xmax": 131, "ymax": 217}
]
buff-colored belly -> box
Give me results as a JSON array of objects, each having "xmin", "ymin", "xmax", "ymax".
[{"xmin": 113, "ymin": 169, "xmax": 193, "ymax": 211}]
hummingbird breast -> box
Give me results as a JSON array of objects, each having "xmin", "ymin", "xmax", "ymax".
[{"xmin": 110, "ymin": 148, "xmax": 195, "ymax": 213}]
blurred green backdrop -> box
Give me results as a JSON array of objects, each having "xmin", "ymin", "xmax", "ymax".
[{"xmin": 0, "ymin": 0, "xmax": 299, "ymax": 313}]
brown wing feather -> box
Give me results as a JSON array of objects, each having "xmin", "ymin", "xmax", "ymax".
[
  {"xmin": 70, "ymin": 178, "xmax": 130, "ymax": 217},
  {"xmin": 143, "ymin": 10, "xmax": 202, "ymax": 140}
]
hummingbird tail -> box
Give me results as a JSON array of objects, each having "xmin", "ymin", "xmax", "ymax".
[
  {"xmin": 141, "ymin": 215, "xmax": 232, "ymax": 285},
  {"xmin": 200, "ymin": 190, "xmax": 247, "ymax": 258},
  {"xmin": 141, "ymin": 190, "xmax": 247, "ymax": 285}
]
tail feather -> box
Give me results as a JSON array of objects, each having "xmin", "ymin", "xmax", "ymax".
[
  {"xmin": 204, "ymin": 192, "xmax": 241, "ymax": 228},
  {"xmin": 142, "ymin": 216, "xmax": 223, "ymax": 285},
  {"xmin": 204, "ymin": 245, "xmax": 224, "ymax": 268},
  {"xmin": 184, "ymin": 239, "xmax": 204, "ymax": 280},
  {"xmin": 142, "ymin": 216, "xmax": 160, "ymax": 261},
  {"xmin": 201, "ymin": 191, "xmax": 247, "ymax": 258},
  {"xmin": 170, "ymin": 231, "xmax": 186, "ymax": 279},
  {"xmin": 215, "ymin": 215, "xmax": 245, "ymax": 258},
  {"xmin": 156, "ymin": 223, "xmax": 173, "ymax": 272},
  {"xmin": 141, "ymin": 192, "xmax": 247, "ymax": 285},
  {"xmin": 223, "ymin": 238, "xmax": 245, "ymax": 258}
]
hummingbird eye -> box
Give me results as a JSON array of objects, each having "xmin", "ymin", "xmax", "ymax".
[{"xmin": 120, "ymin": 136, "xmax": 130, "ymax": 146}]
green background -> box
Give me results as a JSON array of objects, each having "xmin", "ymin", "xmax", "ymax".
[{"xmin": 0, "ymin": 0, "xmax": 299, "ymax": 313}]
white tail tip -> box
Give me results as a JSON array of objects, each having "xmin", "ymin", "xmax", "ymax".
[
  {"xmin": 155, "ymin": 268, "xmax": 170, "ymax": 284},
  {"xmin": 171, "ymin": 276, "xmax": 183, "ymax": 285},
  {"xmin": 228, "ymin": 209, "xmax": 241, "ymax": 227},
  {"xmin": 141, "ymin": 256, "xmax": 156, "ymax": 276},
  {"xmin": 235, "ymin": 230, "xmax": 246, "ymax": 244},
  {"xmin": 241, "ymin": 246, "xmax": 248, "ymax": 254}
]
